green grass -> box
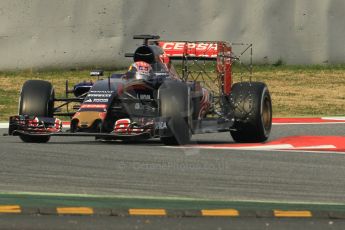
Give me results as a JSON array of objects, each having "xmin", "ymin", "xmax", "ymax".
[
  {"xmin": 2, "ymin": 192, "xmax": 345, "ymax": 211},
  {"xmin": 249, "ymin": 65, "xmax": 345, "ymax": 117},
  {"xmin": 250, "ymin": 64, "xmax": 345, "ymax": 72},
  {"xmin": 0, "ymin": 65, "xmax": 345, "ymax": 121}
]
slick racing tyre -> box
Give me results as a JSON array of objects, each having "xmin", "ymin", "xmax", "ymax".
[
  {"xmin": 230, "ymin": 82, "xmax": 272, "ymax": 143},
  {"xmin": 18, "ymin": 80, "xmax": 55, "ymax": 143},
  {"xmin": 19, "ymin": 134, "xmax": 51, "ymax": 143},
  {"xmin": 159, "ymin": 80, "xmax": 191, "ymax": 145}
]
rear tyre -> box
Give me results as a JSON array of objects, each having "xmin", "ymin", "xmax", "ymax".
[
  {"xmin": 18, "ymin": 80, "xmax": 55, "ymax": 143},
  {"xmin": 230, "ymin": 82, "xmax": 272, "ymax": 143},
  {"xmin": 159, "ymin": 81, "xmax": 191, "ymax": 145}
]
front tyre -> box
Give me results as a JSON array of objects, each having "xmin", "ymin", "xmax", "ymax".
[
  {"xmin": 230, "ymin": 82, "xmax": 272, "ymax": 143},
  {"xmin": 19, "ymin": 135, "xmax": 51, "ymax": 143},
  {"xmin": 159, "ymin": 81, "xmax": 191, "ymax": 145},
  {"xmin": 18, "ymin": 80, "xmax": 55, "ymax": 143}
]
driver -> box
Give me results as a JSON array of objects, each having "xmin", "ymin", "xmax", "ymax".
[{"xmin": 126, "ymin": 61, "xmax": 153, "ymax": 80}]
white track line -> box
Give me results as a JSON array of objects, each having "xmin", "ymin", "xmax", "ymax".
[
  {"xmin": 322, "ymin": 117, "xmax": 345, "ymax": 120},
  {"xmin": 273, "ymin": 122, "xmax": 345, "ymax": 125},
  {"xmin": 294, "ymin": 145, "xmax": 336, "ymax": 150},
  {"xmin": 168, "ymin": 144, "xmax": 336, "ymax": 151},
  {"xmin": 186, "ymin": 144, "xmax": 294, "ymax": 150},
  {"xmin": 165, "ymin": 145, "xmax": 344, "ymax": 155},
  {"xmin": 0, "ymin": 123, "xmax": 8, "ymax": 129}
]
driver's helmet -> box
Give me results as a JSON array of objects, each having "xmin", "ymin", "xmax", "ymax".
[{"xmin": 127, "ymin": 61, "xmax": 153, "ymax": 80}]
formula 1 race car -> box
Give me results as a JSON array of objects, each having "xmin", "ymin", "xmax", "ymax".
[{"xmin": 8, "ymin": 35, "xmax": 272, "ymax": 145}]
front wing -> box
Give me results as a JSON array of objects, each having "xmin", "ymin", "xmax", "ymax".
[{"xmin": 8, "ymin": 115, "xmax": 172, "ymax": 140}]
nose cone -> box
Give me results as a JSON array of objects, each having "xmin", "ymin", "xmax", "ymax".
[{"xmin": 72, "ymin": 111, "xmax": 106, "ymax": 129}]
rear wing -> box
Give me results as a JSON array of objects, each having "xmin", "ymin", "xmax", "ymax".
[
  {"xmin": 158, "ymin": 41, "xmax": 233, "ymax": 95},
  {"xmin": 157, "ymin": 41, "xmax": 232, "ymax": 60}
]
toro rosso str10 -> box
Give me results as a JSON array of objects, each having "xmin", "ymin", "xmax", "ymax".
[{"xmin": 8, "ymin": 35, "xmax": 272, "ymax": 145}]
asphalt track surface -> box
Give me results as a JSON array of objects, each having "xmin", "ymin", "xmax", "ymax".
[
  {"xmin": 0, "ymin": 123, "xmax": 345, "ymax": 204},
  {"xmin": 0, "ymin": 215, "xmax": 344, "ymax": 230}
]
